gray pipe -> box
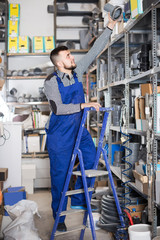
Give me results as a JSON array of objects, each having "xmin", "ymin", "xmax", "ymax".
[{"xmin": 104, "ymin": 3, "xmax": 122, "ymax": 20}]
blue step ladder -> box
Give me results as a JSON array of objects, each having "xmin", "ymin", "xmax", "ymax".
[{"xmin": 50, "ymin": 107, "xmax": 125, "ymax": 240}]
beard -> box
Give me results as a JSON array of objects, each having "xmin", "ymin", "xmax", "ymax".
[{"xmin": 63, "ymin": 62, "xmax": 77, "ymax": 70}]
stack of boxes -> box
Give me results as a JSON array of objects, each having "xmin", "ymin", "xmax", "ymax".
[
  {"xmin": 21, "ymin": 164, "xmax": 36, "ymax": 194},
  {"xmin": 0, "ymin": 168, "xmax": 8, "ymax": 193},
  {"xmin": 8, "ymin": 3, "xmax": 55, "ymax": 53}
]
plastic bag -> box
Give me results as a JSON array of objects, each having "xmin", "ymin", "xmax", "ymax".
[{"xmin": 3, "ymin": 200, "xmax": 41, "ymax": 240}]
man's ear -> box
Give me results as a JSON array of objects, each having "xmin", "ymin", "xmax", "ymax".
[{"xmin": 57, "ymin": 61, "xmax": 63, "ymax": 68}]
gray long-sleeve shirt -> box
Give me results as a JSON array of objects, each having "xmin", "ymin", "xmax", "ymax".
[{"xmin": 44, "ymin": 27, "xmax": 112, "ymax": 115}]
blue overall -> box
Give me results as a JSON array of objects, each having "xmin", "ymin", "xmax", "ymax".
[{"xmin": 46, "ymin": 71, "xmax": 96, "ymax": 223}]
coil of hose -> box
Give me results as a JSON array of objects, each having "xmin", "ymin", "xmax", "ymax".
[{"xmin": 96, "ymin": 194, "xmax": 125, "ymax": 232}]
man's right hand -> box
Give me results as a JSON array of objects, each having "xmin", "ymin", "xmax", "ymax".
[{"xmin": 81, "ymin": 102, "xmax": 101, "ymax": 111}]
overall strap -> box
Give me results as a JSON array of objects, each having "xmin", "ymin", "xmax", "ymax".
[
  {"xmin": 53, "ymin": 71, "xmax": 62, "ymax": 84},
  {"xmin": 73, "ymin": 71, "xmax": 79, "ymax": 83}
]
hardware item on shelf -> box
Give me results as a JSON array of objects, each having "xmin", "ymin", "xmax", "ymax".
[
  {"xmin": 47, "ymin": 3, "xmax": 68, "ymax": 14},
  {"xmin": 22, "ymin": 69, "xmax": 29, "ymax": 77},
  {"xmin": 6, "ymin": 87, "xmax": 18, "ymax": 102},
  {"xmin": 44, "ymin": 36, "xmax": 55, "ymax": 52},
  {"xmin": 130, "ymin": 0, "xmax": 143, "ymax": 19},
  {"xmin": 112, "ymin": 104, "xmax": 121, "ymax": 126},
  {"xmin": 18, "ymin": 36, "xmax": 31, "ymax": 53},
  {"xmin": 128, "ymin": 142, "xmax": 140, "ymax": 179},
  {"xmin": 0, "ymin": 30, "xmax": 5, "ymax": 40},
  {"xmin": 32, "ymin": 36, "xmax": 44, "ymax": 53},
  {"xmin": 8, "ymin": 19, "xmax": 19, "ymax": 37},
  {"xmin": 8, "ymin": 36, "xmax": 18, "ymax": 53},
  {"xmin": 9, "ymin": 3, "xmax": 20, "ymax": 20},
  {"xmin": 130, "ymin": 52, "xmax": 140, "ymax": 76},
  {"xmin": 104, "ymin": 3, "xmax": 122, "ymax": 21},
  {"xmin": 80, "ymin": 7, "xmax": 103, "ymax": 49},
  {"xmin": 139, "ymin": 44, "xmax": 151, "ymax": 72},
  {"xmin": 11, "ymin": 70, "xmax": 18, "ymax": 76},
  {"xmin": 99, "ymin": 59, "xmax": 107, "ymax": 88},
  {"xmin": 113, "ymin": 150, "xmax": 123, "ymax": 167},
  {"xmin": 58, "ymin": 40, "xmax": 75, "ymax": 49}
]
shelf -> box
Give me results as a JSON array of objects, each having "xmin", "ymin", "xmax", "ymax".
[
  {"xmin": 57, "ymin": 39, "xmax": 80, "ymax": 43},
  {"xmin": 7, "ymin": 75, "xmax": 47, "ymax": 80},
  {"xmin": 56, "ymin": 0, "xmax": 98, "ymax": 2},
  {"xmin": 7, "ymin": 52, "xmax": 50, "ymax": 57},
  {"xmin": 110, "ymin": 166, "xmax": 148, "ymax": 199},
  {"xmin": 89, "ymin": 65, "xmax": 97, "ymax": 73},
  {"xmin": 56, "ymin": 11, "xmax": 92, "ymax": 16},
  {"xmin": 110, "ymin": 125, "xmax": 147, "ymax": 136},
  {"xmin": 22, "ymin": 152, "xmax": 48, "ymax": 158},
  {"xmin": 7, "ymin": 101, "xmax": 48, "ymax": 106},
  {"xmin": 56, "ymin": 25, "xmax": 88, "ymax": 29}
]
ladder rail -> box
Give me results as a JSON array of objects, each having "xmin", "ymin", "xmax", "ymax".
[{"xmin": 50, "ymin": 107, "xmax": 121, "ymax": 240}]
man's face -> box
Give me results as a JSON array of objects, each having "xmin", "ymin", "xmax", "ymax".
[{"xmin": 58, "ymin": 50, "xmax": 77, "ymax": 70}]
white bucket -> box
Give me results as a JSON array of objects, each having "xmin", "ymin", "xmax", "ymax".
[{"xmin": 128, "ymin": 224, "xmax": 151, "ymax": 240}]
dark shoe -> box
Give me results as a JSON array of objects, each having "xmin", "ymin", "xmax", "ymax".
[
  {"xmin": 57, "ymin": 222, "xmax": 67, "ymax": 232},
  {"xmin": 70, "ymin": 204, "xmax": 97, "ymax": 211}
]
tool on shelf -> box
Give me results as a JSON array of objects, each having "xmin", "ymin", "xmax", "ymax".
[{"xmin": 50, "ymin": 107, "xmax": 126, "ymax": 240}]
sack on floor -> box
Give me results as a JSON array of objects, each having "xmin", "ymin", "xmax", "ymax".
[{"xmin": 3, "ymin": 200, "xmax": 41, "ymax": 240}]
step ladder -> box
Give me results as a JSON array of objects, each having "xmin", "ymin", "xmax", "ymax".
[{"xmin": 50, "ymin": 107, "xmax": 125, "ymax": 240}]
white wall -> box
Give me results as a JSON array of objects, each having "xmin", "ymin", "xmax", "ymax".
[{"xmin": 5, "ymin": 1, "xmax": 96, "ymax": 97}]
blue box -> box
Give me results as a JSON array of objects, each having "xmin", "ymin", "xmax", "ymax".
[
  {"xmin": 105, "ymin": 143, "xmax": 125, "ymax": 165},
  {"xmin": 3, "ymin": 186, "xmax": 26, "ymax": 216}
]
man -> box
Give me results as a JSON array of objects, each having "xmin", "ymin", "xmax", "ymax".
[{"xmin": 44, "ymin": 14, "xmax": 117, "ymax": 232}]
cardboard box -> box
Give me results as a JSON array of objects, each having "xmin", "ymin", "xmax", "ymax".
[
  {"xmin": 0, "ymin": 182, "xmax": 3, "ymax": 191},
  {"xmin": 32, "ymin": 36, "xmax": 44, "ymax": 53},
  {"xmin": 140, "ymin": 83, "xmax": 160, "ymax": 96},
  {"xmin": 21, "ymin": 164, "xmax": 36, "ymax": 179},
  {"xmin": 135, "ymin": 97, "xmax": 148, "ymax": 131},
  {"xmin": 8, "ymin": 20, "xmax": 19, "ymax": 37},
  {"xmin": 157, "ymin": 94, "xmax": 160, "ymax": 133},
  {"xmin": 9, "ymin": 3, "xmax": 20, "ymax": 20},
  {"xmin": 3, "ymin": 187, "xmax": 26, "ymax": 216},
  {"xmin": 0, "ymin": 168, "xmax": 8, "ymax": 181},
  {"xmin": 130, "ymin": 0, "xmax": 143, "ymax": 19},
  {"xmin": 8, "ymin": 36, "xmax": 18, "ymax": 53},
  {"xmin": 18, "ymin": 36, "xmax": 31, "ymax": 53},
  {"xmin": 94, "ymin": 180, "xmax": 107, "ymax": 188},
  {"xmin": 0, "ymin": 79, "xmax": 5, "ymax": 91},
  {"xmin": 22, "ymin": 178, "xmax": 34, "ymax": 194},
  {"xmin": 44, "ymin": 36, "xmax": 55, "ymax": 52},
  {"xmin": 27, "ymin": 134, "xmax": 40, "ymax": 153},
  {"xmin": 156, "ymin": 171, "xmax": 160, "ymax": 205},
  {"xmin": 133, "ymin": 170, "xmax": 148, "ymax": 195}
]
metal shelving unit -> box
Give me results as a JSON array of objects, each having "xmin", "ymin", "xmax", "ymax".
[
  {"xmin": 90, "ymin": 1, "xmax": 160, "ymax": 237},
  {"xmin": 53, "ymin": 0, "xmax": 99, "ymax": 49}
]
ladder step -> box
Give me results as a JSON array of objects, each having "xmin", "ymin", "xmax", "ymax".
[
  {"xmin": 72, "ymin": 169, "xmax": 108, "ymax": 177},
  {"xmin": 60, "ymin": 208, "xmax": 85, "ymax": 216},
  {"xmin": 66, "ymin": 187, "xmax": 94, "ymax": 196},
  {"xmin": 55, "ymin": 224, "xmax": 86, "ymax": 236}
]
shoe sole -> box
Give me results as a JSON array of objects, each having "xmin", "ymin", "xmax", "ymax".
[{"xmin": 70, "ymin": 205, "xmax": 97, "ymax": 211}]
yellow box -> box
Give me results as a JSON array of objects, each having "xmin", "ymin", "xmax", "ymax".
[
  {"xmin": 8, "ymin": 20, "xmax": 19, "ymax": 37},
  {"xmin": 44, "ymin": 36, "xmax": 55, "ymax": 52},
  {"xmin": 33, "ymin": 36, "xmax": 44, "ymax": 53},
  {"xmin": 8, "ymin": 36, "xmax": 18, "ymax": 53},
  {"xmin": 18, "ymin": 36, "xmax": 31, "ymax": 53},
  {"xmin": 9, "ymin": 3, "xmax": 20, "ymax": 20}
]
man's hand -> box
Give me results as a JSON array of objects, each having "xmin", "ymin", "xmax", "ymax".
[
  {"xmin": 81, "ymin": 102, "xmax": 101, "ymax": 111},
  {"xmin": 107, "ymin": 12, "xmax": 118, "ymax": 30}
]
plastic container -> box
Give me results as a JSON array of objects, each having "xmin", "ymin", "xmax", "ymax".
[{"xmin": 128, "ymin": 224, "xmax": 151, "ymax": 240}]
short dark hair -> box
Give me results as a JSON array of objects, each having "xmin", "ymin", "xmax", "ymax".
[{"xmin": 50, "ymin": 46, "xmax": 68, "ymax": 66}]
